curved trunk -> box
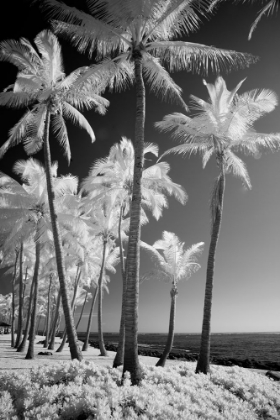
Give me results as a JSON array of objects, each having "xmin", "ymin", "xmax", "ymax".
[
  {"xmin": 17, "ymin": 274, "xmax": 35, "ymax": 352},
  {"xmin": 98, "ymin": 239, "xmax": 108, "ymax": 356},
  {"xmin": 123, "ymin": 56, "xmax": 145, "ymax": 385},
  {"xmin": 15, "ymin": 243, "xmax": 24, "ymax": 348},
  {"xmin": 76, "ymin": 291, "xmax": 88, "ymax": 331},
  {"xmin": 56, "ymin": 270, "xmax": 80, "ymax": 352},
  {"xmin": 156, "ymin": 284, "xmax": 178, "ymax": 367},
  {"xmin": 196, "ymin": 168, "xmax": 226, "ymax": 374},
  {"xmin": 25, "ymin": 240, "xmax": 41, "ymax": 360},
  {"xmin": 44, "ymin": 275, "xmax": 53, "ymax": 348},
  {"xmin": 11, "ymin": 250, "xmax": 19, "ymax": 347},
  {"xmin": 113, "ymin": 204, "xmax": 126, "ymax": 367},
  {"xmin": 82, "ymin": 287, "xmax": 98, "ymax": 351},
  {"xmin": 48, "ymin": 290, "xmax": 61, "ymax": 350},
  {"xmin": 43, "ymin": 107, "xmax": 82, "ymax": 361}
]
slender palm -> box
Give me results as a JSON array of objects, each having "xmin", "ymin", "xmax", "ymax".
[
  {"xmin": 82, "ymin": 137, "xmax": 187, "ymax": 366},
  {"xmin": 156, "ymin": 76, "xmax": 280, "ymax": 374},
  {"xmin": 37, "ymin": 0, "xmax": 256, "ymax": 384},
  {"xmin": 0, "ymin": 30, "xmax": 109, "ymax": 360},
  {"xmin": 142, "ymin": 232, "xmax": 203, "ymax": 367}
]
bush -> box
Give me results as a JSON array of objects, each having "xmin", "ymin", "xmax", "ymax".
[{"xmin": 0, "ymin": 361, "xmax": 279, "ymax": 419}]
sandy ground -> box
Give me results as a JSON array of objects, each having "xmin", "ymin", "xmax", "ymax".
[
  {"xmin": 0, "ymin": 334, "xmax": 184, "ymax": 375},
  {"xmin": 0, "ymin": 334, "xmax": 270, "ymax": 377}
]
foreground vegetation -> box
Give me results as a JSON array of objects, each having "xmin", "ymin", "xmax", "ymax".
[{"xmin": 0, "ymin": 361, "xmax": 279, "ymax": 419}]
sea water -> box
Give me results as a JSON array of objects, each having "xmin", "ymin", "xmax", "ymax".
[{"xmin": 77, "ymin": 332, "xmax": 280, "ymax": 363}]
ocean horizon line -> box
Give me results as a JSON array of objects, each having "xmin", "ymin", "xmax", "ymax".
[{"xmin": 75, "ymin": 331, "xmax": 280, "ymax": 335}]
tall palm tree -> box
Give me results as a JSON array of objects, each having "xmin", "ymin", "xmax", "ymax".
[
  {"xmin": 37, "ymin": 0, "xmax": 255, "ymax": 384},
  {"xmin": 0, "ymin": 30, "xmax": 109, "ymax": 360},
  {"xmin": 156, "ymin": 76, "xmax": 280, "ymax": 374},
  {"xmin": 82, "ymin": 137, "xmax": 187, "ymax": 367},
  {"xmin": 142, "ymin": 232, "xmax": 203, "ymax": 367}
]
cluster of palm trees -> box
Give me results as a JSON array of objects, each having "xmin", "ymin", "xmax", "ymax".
[{"xmin": 0, "ymin": 0, "xmax": 279, "ymax": 385}]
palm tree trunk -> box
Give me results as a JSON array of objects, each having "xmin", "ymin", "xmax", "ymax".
[
  {"xmin": 43, "ymin": 106, "xmax": 82, "ymax": 361},
  {"xmin": 75, "ymin": 290, "xmax": 88, "ymax": 331},
  {"xmin": 123, "ymin": 55, "xmax": 145, "ymax": 385},
  {"xmin": 56, "ymin": 270, "xmax": 81, "ymax": 352},
  {"xmin": 17, "ymin": 274, "xmax": 35, "ymax": 352},
  {"xmin": 11, "ymin": 249, "xmax": 19, "ymax": 348},
  {"xmin": 44, "ymin": 275, "xmax": 53, "ymax": 348},
  {"xmin": 113, "ymin": 204, "xmax": 126, "ymax": 367},
  {"xmin": 156, "ymin": 284, "xmax": 178, "ymax": 367},
  {"xmin": 82, "ymin": 287, "xmax": 98, "ymax": 351},
  {"xmin": 98, "ymin": 239, "xmax": 108, "ymax": 356},
  {"xmin": 196, "ymin": 169, "xmax": 226, "ymax": 374},
  {"xmin": 48, "ymin": 290, "xmax": 61, "ymax": 350},
  {"xmin": 15, "ymin": 243, "xmax": 24, "ymax": 348},
  {"xmin": 26, "ymin": 240, "xmax": 41, "ymax": 359}
]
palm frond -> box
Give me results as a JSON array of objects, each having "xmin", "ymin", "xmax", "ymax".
[
  {"xmin": 224, "ymin": 150, "xmax": 251, "ymax": 189},
  {"xmin": 150, "ymin": 40, "xmax": 257, "ymax": 74},
  {"xmin": 50, "ymin": 113, "xmax": 71, "ymax": 162},
  {"xmin": 142, "ymin": 53, "xmax": 184, "ymax": 104},
  {"xmin": 0, "ymin": 91, "xmax": 36, "ymax": 109},
  {"xmin": 249, "ymin": 0, "xmax": 279, "ymax": 39},
  {"xmin": 63, "ymin": 102, "xmax": 95, "ymax": 142},
  {"xmin": 34, "ymin": 30, "xmax": 64, "ymax": 85},
  {"xmin": 0, "ymin": 38, "xmax": 40, "ymax": 72}
]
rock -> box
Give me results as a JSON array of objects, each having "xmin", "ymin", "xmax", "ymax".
[
  {"xmin": 38, "ymin": 351, "xmax": 53, "ymax": 356},
  {"xmin": 266, "ymin": 371, "xmax": 280, "ymax": 381}
]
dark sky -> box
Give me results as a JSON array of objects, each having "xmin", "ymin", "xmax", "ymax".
[{"xmin": 0, "ymin": 1, "xmax": 280, "ymax": 333}]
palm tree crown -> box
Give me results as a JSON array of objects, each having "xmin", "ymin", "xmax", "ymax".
[
  {"xmin": 156, "ymin": 76, "xmax": 280, "ymax": 187},
  {"xmin": 0, "ymin": 30, "xmax": 109, "ymax": 160}
]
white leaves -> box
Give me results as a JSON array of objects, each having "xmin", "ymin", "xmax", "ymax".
[{"xmin": 62, "ymin": 102, "xmax": 95, "ymax": 142}]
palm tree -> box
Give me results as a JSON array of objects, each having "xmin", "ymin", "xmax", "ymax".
[
  {"xmin": 142, "ymin": 232, "xmax": 203, "ymax": 367},
  {"xmin": 82, "ymin": 137, "xmax": 187, "ymax": 366},
  {"xmin": 156, "ymin": 76, "xmax": 280, "ymax": 374},
  {"xmin": 0, "ymin": 30, "xmax": 109, "ymax": 360},
  {"xmin": 37, "ymin": 0, "xmax": 256, "ymax": 384}
]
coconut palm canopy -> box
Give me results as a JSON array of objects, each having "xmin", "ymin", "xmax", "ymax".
[{"xmin": 0, "ymin": 1, "xmax": 279, "ymax": 337}]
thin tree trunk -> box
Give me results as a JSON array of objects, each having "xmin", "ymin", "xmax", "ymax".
[
  {"xmin": 56, "ymin": 270, "xmax": 81, "ymax": 352},
  {"xmin": 123, "ymin": 55, "xmax": 145, "ymax": 385},
  {"xmin": 11, "ymin": 250, "xmax": 19, "ymax": 348},
  {"xmin": 156, "ymin": 284, "xmax": 178, "ymax": 367},
  {"xmin": 82, "ymin": 287, "xmax": 98, "ymax": 351},
  {"xmin": 48, "ymin": 290, "xmax": 61, "ymax": 350},
  {"xmin": 17, "ymin": 274, "xmax": 35, "ymax": 352},
  {"xmin": 15, "ymin": 243, "xmax": 24, "ymax": 348},
  {"xmin": 43, "ymin": 106, "xmax": 82, "ymax": 361},
  {"xmin": 98, "ymin": 239, "xmax": 108, "ymax": 356},
  {"xmin": 75, "ymin": 291, "xmax": 88, "ymax": 331},
  {"xmin": 36, "ymin": 315, "xmax": 42, "ymax": 336},
  {"xmin": 26, "ymin": 240, "xmax": 41, "ymax": 359},
  {"xmin": 196, "ymin": 168, "xmax": 225, "ymax": 374},
  {"xmin": 113, "ymin": 204, "xmax": 126, "ymax": 367},
  {"xmin": 44, "ymin": 275, "xmax": 53, "ymax": 348}
]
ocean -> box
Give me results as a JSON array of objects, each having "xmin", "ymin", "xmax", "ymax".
[{"xmin": 77, "ymin": 332, "xmax": 280, "ymax": 363}]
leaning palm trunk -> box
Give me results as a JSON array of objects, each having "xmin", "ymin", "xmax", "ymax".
[
  {"xmin": 98, "ymin": 239, "xmax": 108, "ymax": 356},
  {"xmin": 44, "ymin": 275, "xmax": 53, "ymax": 347},
  {"xmin": 56, "ymin": 270, "xmax": 81, "ymax": 352},
  {"xmin": 17, "ymin": 274, "xmax": 35, "ymax": 352},
  {"xmin": 48, "ymin": 290, "xmax": 61, "ymax": 350},
  {"xmin": 26, "ymin": 240, "xmax": 41, "ymax": 359},
  {"xmin": 156, "ymin": 284, "xmax": 178, "ymax": 367},
  {"xmin": 15, "ymin": 243, "xmax": 24, "ymax": 348},
  {"xmin": 82, "ymin": 287, "xmax": 98, "ymax": 351},
  {"xmin": 123, "ymin": 56, "xmax": 145, "ymax": 385},
  {"xmin": 113, "ymin": 204, "xmax": 126, "ymax": 367},
  {"xmin": 75, "ymin": 291, "xmax": 88, "ymax": 331},
  {"xmin": 11, "ymin": 250, "xmax": 19, "ymax": 347},
  {"xmin": 196, "ymin": 167, "xmax": 225, "ymax": 374},
  {"xmin": 43, "ymin": 107, "xmax": 82, "ymax": 361}
]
